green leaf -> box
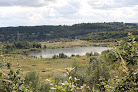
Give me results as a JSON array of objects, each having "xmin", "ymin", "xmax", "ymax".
[
  {"xmin": 57, "ymin": 86, "xmax": 62, "ymax": 89},
  {"xmin": 61, "ymin": 89, "xmax": 66, "ymax": 92},
  {"xmin": 83, "ymin": 84, "xmax": 86, "ymax": 87},
  {"xmin": 128, "ymin": 32, "xmax": 131, "ymax": 35},
  {"xmin": 132, "ymin": 38, "xmax": 135, "ymax": 42},
  {"xmin": 68, "ymin": 68, "xmax": 71, "ymax": 73}
]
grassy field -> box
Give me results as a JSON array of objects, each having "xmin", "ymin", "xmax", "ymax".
[
  {"xmin": 41, "ymin": 40, "xmax": 111, "ymax": 48},
  {"xmin": 6, "ymin": 54, "xmax": 89, "ymax": 80}
]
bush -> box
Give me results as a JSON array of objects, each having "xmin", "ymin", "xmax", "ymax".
[
  {"xmin": 98, "ymin": 33, "xmax": 138, "ymax": 92},
  {"xmin": 39, "ymin": 83, "xmax": 50, "ymax": 92},
  {"xmin": 43, "ymin": 45, "xmax": 47, "ymax": 49},
  {"xmin": 59, "ymin": 53, "xmax": 67, "ymax": 58},
  {"xmin": 93, "ymin": 52, "xmax": 99, "ymax": 56},
  {"xmin": 49, "ymin": 67, "xmax": 87, "ymax": 92},
  {"xmin": 52, "ymin": 53, "xmax": 68, "ymax": 59},
  {"xmin": 24, "ymin": 71, "xmax": 40, "ymax": 92},
  {"xmin": 86, "ymin": 52, "xmax": 93, "ymax": 57},
  {"xmin": 0, "ymin": 45, "xmax": 32, "ymax": 92},
  {"xmin": 87, "ymin": 57, "xmax": 110, "ymax": 88}
]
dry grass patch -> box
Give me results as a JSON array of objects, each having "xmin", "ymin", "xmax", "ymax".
[{"xmin": 6, "ymin": 54, "xmax": 89, "ymax": 79}]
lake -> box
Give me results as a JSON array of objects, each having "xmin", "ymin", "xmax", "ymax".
[{"xmin": 29, "ymin": 46, "xmax": 110, "ymax": 58}]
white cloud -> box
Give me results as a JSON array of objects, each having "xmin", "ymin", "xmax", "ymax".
[
  {"xmin": 88, "ymin": 0, "xmax": 138, "ymax": 9},
  {"xmin": 0, "ymin": 0, "xmax": 56, "ymax": 7},
  {"xmin": 0, "ymin": 0, "xmax": 137, "ymax": 27}
]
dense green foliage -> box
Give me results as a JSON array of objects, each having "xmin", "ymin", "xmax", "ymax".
[
  {"xmin": 97, "ymin": 33, "xmax": 138, "ymax": 92},
  {"xmin": 0, "ymin": 22, "xmax": 138, "ymax": 42},
  {"xmin": 0, "ymin": 46, "xmax": 30, "ymax": 92},
  {"xmin": 24, "ymin": 71, "xmax": 50, "ymax": 92},
  {"xmin": 52, "ymin": 53, "xmax": 68, "ymax": 59},
  {"xmin": 3, "ymin": 42, "xmax": 42, "ymax": 54},
  {"xmin": 48, "ymin": 67, "xmax": 87, "ymax": 92},
  {"xmin": 82, "ymin": 30, "xmax": 138, "ymax": 42},
  {"xmin": 5, "ymin": 42, "xmax": 41, "ymax": 49},
  {"xmin": 76, "ymin": 56, "xmax": 110, "ymax": 89}
]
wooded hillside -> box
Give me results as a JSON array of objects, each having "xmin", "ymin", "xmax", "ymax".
[{"xmin": 0, "ymin": 22, "xmax": 138, "ymax": 42}]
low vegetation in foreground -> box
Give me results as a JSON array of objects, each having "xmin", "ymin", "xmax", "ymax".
[{"xmin": 0, "ymin": 33, "xmax": 138, "ymax": 92}]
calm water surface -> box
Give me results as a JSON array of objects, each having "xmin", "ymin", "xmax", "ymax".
[{"xmin": 29, "ymin": 46, "xmax": 110, "ymax": 58}]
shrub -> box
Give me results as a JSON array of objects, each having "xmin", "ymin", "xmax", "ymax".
[
  {"xmin": 24, "ymin": 71, "xmax": 40, "ymax": 92},
  {"xmin": 52, "ymin": 54, "xmax": 58, "ymax": 59},
  {"xmin": 59, "ymin": 53, "xmax": 67, "ymax": 58},
  {"xmin": 86, "ymin": 52, "xmax": 93, "ymax": 57},
  {"xmin": 98, "ymin": 33, "xmax": 138, "ymax": 92},
  {"xmin": 52, "ymin": 53, "xmax": 68, "ymax": 59},
  {"xmin": 39, "ymin": 83, "xmax": 50, "ymax": 92},
  {"xmin": 86, "ymin": 57, "xmax": 110, "ymax": 89},
  {"xmin": 93, "ymin": 52, "xmax": 99, "ymax": 56},
  {"xmin": 48, "ymin": 67, "xmax": 87, "ymax": 92},
  {"xmin": 43, "ymin": 45, "xmax": 47, "ymax": 49},
  {"xmin": 0, "ymin": 45, "xmax": 32, "ymax": 92}
]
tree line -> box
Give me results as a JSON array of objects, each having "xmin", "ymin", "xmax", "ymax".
[
  {"xmin": 4, "ymin": 42, "xmax": 41, "ymax": 49},
  {"xmin": 0, "ymin": 22, "xmax": 138, "ymax": 42},
  {"xmin": 81, "ymin": 30, "xmax": 138, "ymax": 42}
]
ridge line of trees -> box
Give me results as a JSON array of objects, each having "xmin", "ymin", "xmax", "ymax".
[{"xmin": 0, "ymin": 22, "xmax": 138, "ymax": 42}]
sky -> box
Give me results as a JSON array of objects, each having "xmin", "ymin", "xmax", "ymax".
[{"xmin": 0, "ymin": 0, "xmax": 138, "ymax": 27}]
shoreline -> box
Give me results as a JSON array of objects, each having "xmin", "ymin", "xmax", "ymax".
[
  {"xmin": 41, "ymin": 40, "xmax": 111, "ymax": 49},
  {"xmin": 3, "ymin": 41, "xmax": 112, "ymax": 55}
]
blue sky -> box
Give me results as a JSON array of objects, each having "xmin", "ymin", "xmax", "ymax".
[{"xmin": 0, "ymin": 0, "xmax": 137, "ymax": 27}]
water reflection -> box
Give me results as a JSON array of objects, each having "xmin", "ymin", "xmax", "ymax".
[{"xmin": 29, "ymin": 46, "xmax": 110, "ymax": 58}]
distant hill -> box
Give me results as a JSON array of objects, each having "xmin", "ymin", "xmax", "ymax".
[
  {"xmin": 125, "ymin": 23, "xmax": 138, "ymax": 26},
  {"xmin": 0, "ymin": 22, "xmax": 138, "ymax": 42},
  {"xmin": 133, "ymin": 23, "xmax": 138, "ymax": 25}
]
